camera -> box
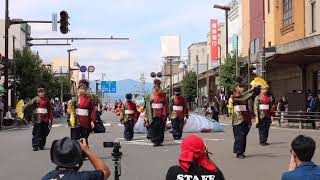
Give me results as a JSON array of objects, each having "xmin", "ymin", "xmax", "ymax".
[
  {"xmin": 103, "ymin": 141, "xmax": 121, "ymax": 154},
  {"xmin": 103, "ymin": 141, "xmax": 122, "ymax": 180}
]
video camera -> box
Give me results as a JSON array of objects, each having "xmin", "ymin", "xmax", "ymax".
[{"xmin": 103, "ymin": 141, "xmax": 122, "ymax": 180}]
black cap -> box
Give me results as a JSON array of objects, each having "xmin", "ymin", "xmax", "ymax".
[
  {"xmin": 174, "ymin": 87, "xmax": 181, "ymax": 95},
  {"xmin": 50, "ymin": 137, "xmax": 82, "ymax": 168},
  {"xmin": 126, "ymin": 93, "xmax": 133, "ymax": 100}
]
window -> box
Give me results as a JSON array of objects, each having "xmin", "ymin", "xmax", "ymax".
[
  {"xmin": 283, "ymin": 0, "xmax": 293, "ymax": 27},
  {"xmin": 311, "ymin": 1, "xmax": 316, "ymax": 33},
  {"xmin": 250, "ymin": 38, "xmax": 260, "ymax": 54},
  {"xmin": 250, "ymin": 41, "xmax": 255, "ymax": 54},
  {"xmin": 254, "ymin": 38, "xmax": 260, "ymax": 52},
  {"xmin": 268, "ymin": 0, "xmax": 271, "ymax": 14}
]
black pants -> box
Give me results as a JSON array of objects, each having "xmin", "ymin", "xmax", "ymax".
[
  {"xmin": 124, "ymin": 120, "xmax": 134, "ymax": 140},
  {"xmin": 258, "ymin": 117, "xmax": 271, "ymax": 144},
  {"xmin": 171, "ymin": 117, "xmax": 184, "ymax": 139},
  {"xmin": 150, "ymin": 117, "xmax": 165, "ymax": 145},
  {"xmin": 233, "ymin": 122, "xmax": 251, "ymax": 155},
  {"xmin": 71, "ymin": 127, "xmax": 91, "ymax": 144},
  {"xmin": 147, "ymin": 126, "xmax": 152, "ymax": 139},
  {"xmin": 32, "ymin": 122, "xmax": 50, "ymax": 148}
]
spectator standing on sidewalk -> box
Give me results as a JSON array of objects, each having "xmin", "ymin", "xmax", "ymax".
[
  {"xmin": 281, "ymin": 135, "xmax": 320, "ymax": 180},
  {"xmin": 307, "ymin": 94, "xmax": 317, "ymax": 129},
  {"xmin": 278, "ymin": 96, "xmax": 288, "ymax": 122}
]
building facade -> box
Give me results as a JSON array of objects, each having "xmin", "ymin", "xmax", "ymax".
[
  {"xmin": 305, "ymin": 0, "xmax": 320, "ymax": 37},
  {"xmin": 264, "ymin": 0, "xmax": 320, "ymax": 101},
  {"xmin": 0, "ymin": 20, "xmax": 31, "ymax": 59},
  {"xmin": 228, "ymin": 0, "xmax": 243, "ymax": 55},
  {"xmin": 242, "ymin": 0, "xmax": 250, "ymax": 58},
  {"xmin": 187, "ymin": 42, "xmax": 208, "ymax": 74}
]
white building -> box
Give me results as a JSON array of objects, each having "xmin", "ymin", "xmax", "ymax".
[
  {"xmin": 227, "ymin": 0, "xmax": 242, "ymax": 55},
  {"xmin": 50, "ymin": 58, "xmax": 80, "ymax": 93},
  {"xmin": 305, "ymin": 0, "xmax": 320, "ymax": 37},
  {"xmin": 0, "ymin": 20, "xmax": 31, "ymax": 58},
  {"xmin": 187, "ymin": 42, "xmax": 208, "ymax": 74}
]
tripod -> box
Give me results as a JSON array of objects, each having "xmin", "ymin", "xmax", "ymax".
[{"xmin": 111, "ymin": 151, "xmax": 122, "ymax": 180}]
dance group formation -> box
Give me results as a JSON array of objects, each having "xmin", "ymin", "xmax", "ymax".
[{"xmin": 20, "ymin": 78, "xmax": 319, "ymax": 180}]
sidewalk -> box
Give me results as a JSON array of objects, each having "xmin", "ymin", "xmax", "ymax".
[{"xmin": 0, "ymin": 116, "xmax": 67, "ymax": 131}]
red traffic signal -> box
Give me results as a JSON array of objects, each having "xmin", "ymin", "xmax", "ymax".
[{"xmin": 60, "ymin": 10, "xmax": 69, "ymax": 34}]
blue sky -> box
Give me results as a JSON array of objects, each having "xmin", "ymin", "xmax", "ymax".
[{"xmin": 1, "ymin": 0, "xmax": 226, "ymax": 82}]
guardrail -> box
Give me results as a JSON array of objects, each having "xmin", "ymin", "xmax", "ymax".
[{"xmin": 273, "ymin": 111, "xmax": 319, "ymax": 129}]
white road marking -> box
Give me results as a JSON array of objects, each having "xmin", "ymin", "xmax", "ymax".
[
  {"xmin": 51, "ymin": 124, "xmax": 63, "ymax": 128},
  {"xmin": 103, "ymin": 123, "xmax": 111, "ymax": 126},
  {"xmin": 124, "ymin": 140, "xmax": 153, "ymax": 146},
  {"xmin": 118, "ymin": 124, "xmax": 124, "ymax": 127},
  {"xmin": 116, "ymin": 136, "xmax": 146, "ymax": 140},
  {"xmin": 205, "ymin": 138, "xmax": 224, "ymax": 141}
]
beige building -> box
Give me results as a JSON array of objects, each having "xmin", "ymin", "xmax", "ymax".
[
  {"xmin": 187, "ymin": 42, "xmax": 208, "ymax": 73},
  {"xmin": 0, "ymin": 20, "xmax": 31, "ymax": 59},
  {"xmin": 50, "ymin": 58, "xmax": 80, "ymax": 93},
  {"xmin": 305, "ymin": 0, "xmax": 320, "ymax": 37}
]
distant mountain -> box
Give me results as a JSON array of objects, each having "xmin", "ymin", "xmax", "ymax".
[{"xmin": 89, "ymin": 79, "xmax": 153, "ymax": 102}]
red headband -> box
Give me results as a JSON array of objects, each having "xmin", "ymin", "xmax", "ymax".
[{"xmin": 179, "ymin": 134, "xmax": 217, "ymax": 173}]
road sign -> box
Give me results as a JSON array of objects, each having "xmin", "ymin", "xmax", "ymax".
[
  {"xmin": 52, "ymin": 13, "xmax": 57, "ymax": 31},
  {"xmin": 80, "ymin": 65, "xmax": 87, "ymax": 72},
  {"xmin": 88, "ymin": 65, "xmax": 95, "ymax": 73},
  {"xmin": 101, "ymin": 81, "xmax": 117, "ymax": 93},
  {"xmin": 81, "ymin": 73, "xmax": 86, "ymax": 80}
]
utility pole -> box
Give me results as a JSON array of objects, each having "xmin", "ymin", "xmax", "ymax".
[
  {"xmin": 4, "ymin": 0, "xmax": 10, "ymax": 113},
  {"xmin": 235, "ymin": 35, "xmax": 239, "ymax": 77},
  {"xmin": 247, "ymin": 47, "xmax": 251, "ymax": 90},
  {"xmin": 214, "ymin": 4, "xmax": 230, "ymax": 57},
  {"xmin": 60, "ymin": 67, "xmax": 63, "ymax": 111},
  {"xmin": 12, "ymin": 36, "xmax": 17, "ymax": 108},
  {"xmin": 196, "ymin": 55, "xmax": 199, "ymax": 106},
  {"xmin": 262, "ymin": 0, "xmax": 267, "ymax": 80},
  {"xmin": 67, "ymin": 49, "xmax": 77, "ymax": 83},
  {"xmin": 169, "ymin": 57, "xmax": 173, "ymax": 99}
]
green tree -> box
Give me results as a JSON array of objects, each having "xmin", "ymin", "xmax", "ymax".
[
  {"xmin": 219, "ymin": 53, "xmax": 249, "ymax": 94},
  {"xmin": 219, "ymin": 53, "xmax": 237, "ymax": 94},
  {"xmin": 182, "ymin": 71, "xmax": 197, "ymax": 107},
  {"xmin": 14, "ymin": 48, "xmax": 72, "ymax": 100}
]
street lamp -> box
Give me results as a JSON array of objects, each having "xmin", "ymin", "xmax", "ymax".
[
  {"xmin": 213, "ymin": 4, "xmax": 230, "ymax": 56},
  {"xmin": 67, "ymin": 48, "xmax": 77, "ymax": 82}
]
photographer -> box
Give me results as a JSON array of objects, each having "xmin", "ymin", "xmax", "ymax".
[{"xmin": 42, "ymin": 137, "xmax": 110, "ymax": 180}]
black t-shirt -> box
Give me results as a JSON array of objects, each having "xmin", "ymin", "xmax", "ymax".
[
  {"xmin": 278, "ymin": 99, "xmax": 288, "ymax": 111},
  {"xmin": 42, "ymin": 170, "xmax": 104, "ymax": 180},
  {"xmin": 166, "ymin": 165, "xmax": 225, "ymax": 180}
]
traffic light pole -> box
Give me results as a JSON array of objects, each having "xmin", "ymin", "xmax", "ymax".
[
  {"xmin": 4, "ymin": 0, "xmax": 10, "ymax": 113},
  {"xmin": 3, "ymin": 0, "xmax": 63, "ymax": 113}
]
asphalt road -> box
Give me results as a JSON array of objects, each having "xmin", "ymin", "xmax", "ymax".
[{"xmin": 0, "ymin": 112, "xmax": 319, "ymax": 180}]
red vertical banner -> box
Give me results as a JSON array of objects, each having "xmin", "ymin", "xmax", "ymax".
[{"xmin": 210, "ymin": 19, "xmax": 219, "ymax": 61}]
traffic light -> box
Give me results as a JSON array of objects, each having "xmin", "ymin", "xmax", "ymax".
[
  {"xmin": 60, "ymin": 10, "xmax": 69, "ymax": 34},
  {"xmin": 150, "ymin": 72, "xmax": 156, "ymax": 78},
  {"xmin": 156, "ymin": 72, "xmax": 163, "ymax": 78}
]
